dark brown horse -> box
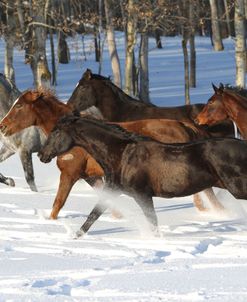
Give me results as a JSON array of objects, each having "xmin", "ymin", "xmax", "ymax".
[
  {"xmin": 195, "ymin": 84, "xmax": 247, "ymax": 139},
  {"xmin": 67, "ymin": 69, "xmax": 234, "ymax": 137},
  {"xmin": 38, "ymin": 115, "xmax": 247, "ymax": 237},
  {"xmin": 0, "ymin": 89, "xmax": 224, "ymax": 217}
]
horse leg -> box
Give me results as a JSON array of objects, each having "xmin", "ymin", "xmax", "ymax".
[
  {"xmin": 19, "ymin": 149, "xmax": 37, "ymax": 192},
  {"xmin": 193, "ymin": 193, "xmax": 207, "ymax": 211},
  {"xmin": 76, "ymin": 202, "xmax": 108, "ymax": 238},
  {"xmin": 203, "ymin": 187, "xmax": 225, "ymax": 210},
  {"xmin": 49, "ymin": 171, "xmax": 79, "ymax": 219},
  {"xmin": 0, "ymin": 145, "xmax": 15, "ymax": 162},
  {"xmin": 134, "ymin": 195, "xmax": 159, "ymax": 235},
  {"xmin": 0, "ymin": 173, "xmax": 15, "ymax": 187}
]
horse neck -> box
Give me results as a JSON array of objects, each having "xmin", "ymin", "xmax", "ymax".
[
  {"xmin": 73, "ymin": 121, "xmax": 131, "ymax": 174},
  {"xmin": 223, "ymin": 92, "xmax": 247, "ymax": 139},
  {"xmin": 36, "ymin": 97, "xmax": 71, "ymax": 135}
]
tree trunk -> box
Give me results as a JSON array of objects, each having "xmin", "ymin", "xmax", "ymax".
[
  {"xmin": 125, "ymin": 0, "xmax": 137, "ymax": 95},
  {"xmin": 139, "ymin": 32, "xmax": 150, "ymax": 103},
  {"xmin": 28, "ymin": 0, "xmax": 51, "ymax": 88},
  {"xmin": 58, "ymin": 31, "xmax": 70, "ymax": 64},
  {"xmin": 4, "ymin": 0, "xmax": 16, "ymax": 82},
  {"xmin": 104, "ymin": 0, "xmax": 122, "ymax": 88},
  {"xmin": 189, "ymin": 0, "xmax": 196, "ymax": 87},
  {"xmin": 155, "ymin": 29, "xmax": 163, "ymax": 48},
  {"xmin": 209, "ymin": 0, "xmax": 224, "ymax": 51},
  {"xmin": 182, "ymin": 39, "xmax": 191, "ymax": 105},
  {"xmin": 223, "ymin": 0, "xmax": 232, "ymax": 36},
  {"xmin": 235, "ymin": 0, "xmax": 246, "ymax": 87},
  {"xmin": 4, "ymin": 38, "xmax": 15, "ymax": 82}
]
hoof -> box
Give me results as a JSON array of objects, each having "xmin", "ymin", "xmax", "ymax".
[
  {"xmin": 74, "ymin": 229, "xmax": 85, "ymax": 239},
  {"xmin": 6, "ymin": 177, "xmax": 15, "ymax": 187}
]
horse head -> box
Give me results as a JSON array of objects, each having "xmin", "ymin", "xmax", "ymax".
[{"xmin": 195, "ymin": 83, "xmax": 228, "ymax": 126}]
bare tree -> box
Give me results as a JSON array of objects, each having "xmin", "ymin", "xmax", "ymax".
[
  {"xmin": 104, "ymin": 0, "xmax": 122, "ymax": 87},
  {"xmin": 125, "ymin": 0, "xmax": 137, "ymax": 95},
  {"xmin": 235, "ymin": 0, "xmax": 246, "ymax": 87},
  {"xmin": 210, "ymin": 0, "xmax": 224, "ymax": 51},
  {"xmin": 139, "ymin": 32, "xmax": 150, "ymax": 102}
]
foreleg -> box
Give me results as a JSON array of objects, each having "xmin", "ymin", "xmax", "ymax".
[
  {"xmin": 19, "ymin": 149, "xmax": 37, "ymax": 192},
  {"xmin": 0, "ymin": 145, "xmax": 15, "ymax": 162},
  {"xmin": 76, "ymin": 202, "xmax": 108, "ymax": 238}
]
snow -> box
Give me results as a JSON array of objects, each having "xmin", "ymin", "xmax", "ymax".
[{"xmin": 0, "ymin": 34, "xmax": 246, "ymax": 302}]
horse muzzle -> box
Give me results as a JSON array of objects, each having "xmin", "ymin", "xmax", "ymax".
[{"xmin": 37, "ymin": 151, "xmax": 52, "ymax": 163}]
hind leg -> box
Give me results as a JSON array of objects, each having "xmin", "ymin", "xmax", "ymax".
[
  {"xmin": 203, "ymin": 188, "xmax": 225, "ymax": 210},
  {"xmin": 19, "ymin": 150, "xmax": 37, "ymax": 192},
  {"xmin": 134, "ymin": 195, "xmax": 159, "ymax": 235}
]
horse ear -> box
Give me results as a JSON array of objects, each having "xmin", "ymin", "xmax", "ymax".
[
  {"xmin": 212, "ymin": 83, "xmax": 218, "ymax": 93},
  {"xmin": 83, "ymin": 69, "xmax": 92, "ymax": 80},
  {"xmin": 25, "ymin": 90, "xmax": 42, "ymax": 103}
]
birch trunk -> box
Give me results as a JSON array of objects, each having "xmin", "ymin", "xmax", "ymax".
[
  {"xmin": 235, "ymin": 0, "xmax": 246, "ymax": 87},
  {"xmin": 209, "ymin": 0, "xmax": 224, "ymax": 51},
  {"xmin": 182, "ymin": 39, "xmax": 190, "ymax": 105},
  {"xmin": 125, "ymin": 0, "xmax": 137, "ymax": 95},
  {"xmin": 104, "ymin": 0, "xmax": 122, "ymax": 88},
  {"xmin": 139, "ymin": 32, "xmax": 150, "ymax": 103},
  {"xmin": 4, "ymin": 0, "xmax": 15, "ymax": 82}
]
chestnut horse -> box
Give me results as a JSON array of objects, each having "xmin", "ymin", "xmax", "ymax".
[
  {"xmin": 38, "ymin": 115, "xmax": 247, "ymax": 237},
  {"xmin": 195, "ymin": 84, "xmax": 247, "ymax": 139},
  {"xmin": 0, "ymin": 89, "xmax": 224, "ymax": 219}
]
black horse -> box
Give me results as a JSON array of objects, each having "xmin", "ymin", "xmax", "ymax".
[{"xmin": 38, "ymin": 115, "xmax": 247, "ymax": 237}]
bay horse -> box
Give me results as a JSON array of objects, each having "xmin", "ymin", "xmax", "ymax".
[
  {"xmin": 195, "ymin": 84, "xmax": 247, "ymax": 139},
  {"xmin": 0, "ymin": 73, "xmax": 46, "ymax": 191},
  {"xmin": 0, "ymin": 89, "xmax": 224, "ymax": 219},
  {"xmin": 67, "ymin": 69, "xmax": 234, "ymax": 138},
  {"xmin": 38, "ymin": 115, "xmax": 247, "ymax": 237}
]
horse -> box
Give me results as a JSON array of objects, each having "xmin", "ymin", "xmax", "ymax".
[
  {"xmin": 67, "ymin": 69, "xmax": 234, "ymax": 137},
  {"xmin": 0, "ymin": 73, "xmax": 46, "ymax": 191},
  {"xmin": 38, "ymin": 115, "xmax": 247, "ymax": 237},
  {"xmin": 195, "ymin": 84, "xmax": 247, "ymax": 139},
  {"xmin": 0, "ymin": 89, "xmax": 224, "ymax": 219},
  {"xmin": 0, "ymin": 172, "xmax": 15, "ymax": 187}
]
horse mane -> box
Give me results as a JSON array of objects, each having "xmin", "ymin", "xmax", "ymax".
[
  {"xmin": 221, "ymin": 84, "xmax": 247, "ymax": 99},
  {"xmin": 89, "ymin": 72, "xmax": 156, "ymax": 107}
]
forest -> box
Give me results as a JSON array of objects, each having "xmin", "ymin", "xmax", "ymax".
[{"xmin": 0, "ymin": 0, "xmax": 246, "ymax": 105}]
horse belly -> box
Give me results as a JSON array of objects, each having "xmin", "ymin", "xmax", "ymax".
[{"xmin": 148, "ymin": 159, "xmax": 215, "ymax": 198}]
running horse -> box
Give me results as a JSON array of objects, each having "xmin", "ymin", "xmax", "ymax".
[
  {"xmin": 67, "ymin": 69, "xmax": 234, "ymax": 137},
  {"xmin": 195, "ymin": 84, "xmax": 247, "ymax": 139},
  {"xmin": 38, "ymin": 115, "xmax": 247, "ymax": 237},
  {"xmin": 0, "ymin": 89, "xmax": 224, "ymax": 220}
]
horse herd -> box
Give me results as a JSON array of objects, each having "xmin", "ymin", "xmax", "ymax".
[{"xmin": 0, "ymin": 69, "xmax": 246, "ymax": 238}]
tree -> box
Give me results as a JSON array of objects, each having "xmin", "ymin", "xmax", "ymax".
[
  {"xmin": 209, "ymin": 0, "xmax": 224, "ymax": 51},
  {"xmin": 235, "ymin": 0, "xmax": 246, "ymax": 87},
  {"xmin": 104, "ymin": 0, "xmax": 122, "ymax": 87}
]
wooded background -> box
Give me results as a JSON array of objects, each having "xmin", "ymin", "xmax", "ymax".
[{"xmin": 0, "ymin": 0, "xmax": 246, "ymax": 104}]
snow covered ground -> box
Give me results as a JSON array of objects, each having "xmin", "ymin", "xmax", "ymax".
[{"xmin": 0, "ymin": 34, "xmax": 247, "ymax": 301}]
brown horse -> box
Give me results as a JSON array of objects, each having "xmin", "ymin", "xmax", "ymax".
[
  {"xmin": 0, "ymin": 89, "xmax": 223, "ymax": 217},
  {"xmin": 38, "ymin": 115, "xmax": 247, "ymax": 237},
  {"xmin": 195, "ymin": 84, "xmax": 247, "ymax": 139},
  {"xmin": 67, "ymin": 69, "xmax": 234, "ymax": 138}
]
